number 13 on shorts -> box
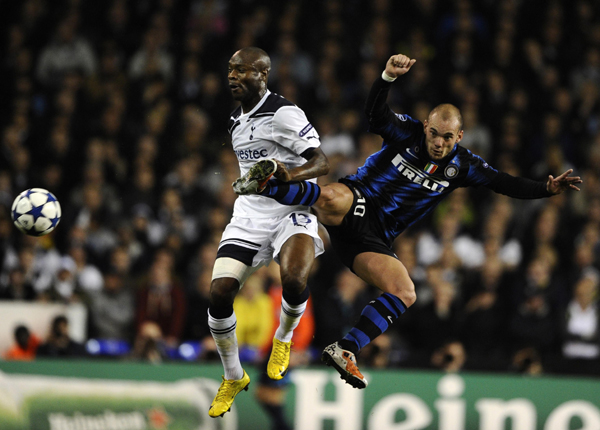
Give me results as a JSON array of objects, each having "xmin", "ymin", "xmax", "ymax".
[{"xmin": 289, "ymin": 212, "xmax": 312, "ymax": 229}]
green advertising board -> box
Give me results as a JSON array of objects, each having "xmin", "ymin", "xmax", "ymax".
[{"xmin": 0, "ymin": 360, "xmax": 598, "ymax": 430}]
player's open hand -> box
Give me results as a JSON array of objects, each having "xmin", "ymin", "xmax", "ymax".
[
  {"xmin": 546, "ymin": 169, "xmax": 582, "ymax": 195},
  {"xmin": 274, "ymin": 159, "xmax": 292, "ymax": 182},
  {"xmin": 384, "ymin": 54, "xmax": 416, "ymax": 79}
]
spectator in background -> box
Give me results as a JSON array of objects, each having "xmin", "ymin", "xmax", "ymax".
[
  {"xmin": 559, "ymin": 273, "xmax": 600, "ymax": 375},
  {"xmin": 270, "ymin": 33, "xmax": 314, "ymax": 88},
  {"xmin": 311, "ymin": 269, "xmax": 373, "ymax": 351},
  {"xmin": 458, "ymin": 104, "xmax": 492, "ymax": 160},
  {"xmin": 129, "ymin": 321, "xmax": 167, "ymax": 364},
  {"xmin": 128, "ymin": 29, "xmax": 174, "ymax": 83},
  {"xmin": 88, "ymin": 270, "xmax": 135, "ymax": 341},
  {"xmin": 3, "ymin": 325, "xmax": 40, "ymax": 360},
  {"xmin": 480, "ymin": 196, "xmax": 523, "ymax": 270},
  {"xmin": 509, "ymin": 287, "xmax": 558, "ymax": 365},
  {"xmin": 36, "ymin": 315, "xmax": 87, "ymax": 358},
  {"xmin": 36, "ymin": 18, "xmax": 97, "ymax": 88},
  {"xmin": 405, "ymin": 279, "xmax": 464, "ymax": 366},
  {"xmin": 69, "ymin": 245, "xmax": 103, "ymax": 294},
  {"xmin": 184, "ymin": 266, "xmax": 216, "ymax": 358},
  {"xmin": 38, "ymin": 256, "xmax": 80, "ymax": 303},
  {"xmin": 232, "ymin": 272, "xmax": 274, "ymax": 359},
  {"xmin": 461, "ymin": 257, "xmax": 510, "ymax": 370},
  {"xmin": 431, "ymin": 339, "xmax": 467, "ymax": 373},
  {"xmin": 255, "ymin": 262, "xmax": 315, "ymax": 430},
  {"xmin": 136, "ymin": 254, "xmax": 186, "ymax": 346},
  {"xmin": 417, "ymin": 197, "xmax": 483, "ymax": 270},
  {"xmin": 0, "ymin": 267, "xmax": 36, "ymax": 301}
]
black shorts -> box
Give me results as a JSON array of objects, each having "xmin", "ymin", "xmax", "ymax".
[{"xmin": 324, "ymin": 179, "xmax": 398, "ymax": 271}]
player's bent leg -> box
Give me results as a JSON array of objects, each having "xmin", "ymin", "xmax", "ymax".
[
  {"xmin": 353, "ymin": 252, "xmax": 417, "ymax": 307},
  {"xmin": 208, "ymin": 370, "xmax": 251, "ymax": 418},
  {"xmin": 259, "ymin": 179, "xmax": 322, "ymax": 206},
  {"xmin": 323, "ymin": 253, "xmax": 415, "ymax": 389},
  {"xmin": 209, "ymin": 276, "xmax": 240, "ymax": 309},
  {"xmin": 267, "ymin": 234, "xmax": 314, "ymax": 380},
  {"xmin": 312, "ymin": 183, "xmax": 355, "ymax": 226},
  {"xmin": 208, "ymin": 259, "xmax": 259, "ymax": 416},
  {"xmin": 249, "ymin": 179, "xmax": 353, "ymax": 226},
  {"xmin": 208, "ymin": 277, "xmax": 244, "ymax": 382}
]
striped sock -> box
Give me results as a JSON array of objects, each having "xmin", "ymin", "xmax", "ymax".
[
  {"xmin": 275, "ymin": 288, "xmax": 310, "ymax": 342},
  {"xmin": 260, "ymin": 179, "xmax": 321, "ymax": 206},
  {"xmin": 339, "ymin": 293, "xmax": 407, "ymax": 354},
  {"xmin": 208, "ymin": 308, "xmax": 244, "ymax": 380}
]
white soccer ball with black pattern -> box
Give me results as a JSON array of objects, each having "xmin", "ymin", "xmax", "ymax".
[{"xmin": 11, "ymin": 188, "xmax": 61, "ymax": 236}]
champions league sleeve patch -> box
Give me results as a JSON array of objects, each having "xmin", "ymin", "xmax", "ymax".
[{"xmin": 299, "ymin": 123, "xmax": 314, "ymax": 137}]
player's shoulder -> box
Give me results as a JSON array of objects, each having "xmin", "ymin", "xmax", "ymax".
[
  {"xmin": 394, "ymin": 113, "xmax": 421, "ymax": 125},
  {"xmin": 228, "ymin": 106, "xmax": 243, "ymax": 134},
  {"xmin": 459, "ymin": 145, "xmax": 487, "ymax": 160},
  {"xmin": 249, "ymin": 93, "xmax": 296, "ymax": 119},
  {"xmin": 453, "ymin": 145, "xmax": 493, "ymax": 169}
]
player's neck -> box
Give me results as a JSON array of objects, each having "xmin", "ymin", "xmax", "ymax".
[{"xmin": 241, "ymin": 89, "xmax": 267, "ymax": 113}]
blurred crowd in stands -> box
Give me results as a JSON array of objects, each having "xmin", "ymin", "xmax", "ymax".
[{"xmin": 1, "ymin": 0, "xmax": 599, "ymax": 377}]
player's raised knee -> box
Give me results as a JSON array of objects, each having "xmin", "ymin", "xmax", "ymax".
[
  {"xmin": 391, "ymin": 279, "xmax": 416, "ymax": 308},
  {"xmin": 280, "ymin": 273, "xmax": 307, "ymax": 296},
  {"xmin": 315, "ymin": 184, "xmax": 351, "ymax": 212},
  {"xmin": 209, "ymin": 278, "xmax": 239, "ymax": 307},
  {"xmin": 399, "ymin": 287, "xmax": 417, "ymax": 308},
  {"xmin": 315, "ymin": 185, "xmax": 336, "ymax": 207}
]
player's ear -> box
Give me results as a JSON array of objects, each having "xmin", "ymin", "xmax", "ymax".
[
  {"xmin": 456, "ymin": 129, "xmax": 464, "ymax": 143},
  {"xmin": 423, "ymin": 120, "xmax": 428, "ymax": 133}
]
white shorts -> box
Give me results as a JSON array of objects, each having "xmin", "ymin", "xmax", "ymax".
[{"xmin": 212, "ymin": 211, "xmax": 324, "ymax": 285}]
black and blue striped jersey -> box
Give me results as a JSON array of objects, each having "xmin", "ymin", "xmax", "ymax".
[{"xmin": 343, "ymin": 77, "xmax": 551, "ymax": 246}]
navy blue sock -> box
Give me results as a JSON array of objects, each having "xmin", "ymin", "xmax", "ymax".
[
  {"xmin": 339, "ymin": 293, "xmax": 407, "ymax": 354},
  {"xmin": 260, "ymin": 179, "xmax": 321, "ymax": 206}
]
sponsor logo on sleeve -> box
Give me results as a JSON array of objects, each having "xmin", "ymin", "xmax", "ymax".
[
  {"xmin": 299, "ymin": 123, "xmax": 314, "ymax": 137},
  {"xmin": 395, "ymin": 114, "xmax": 407, "ymax": 121}
]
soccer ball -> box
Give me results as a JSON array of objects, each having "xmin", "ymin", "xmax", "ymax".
[{"xmin": 11, "ymin": 188, "xmax": 62, "ymax": 236}]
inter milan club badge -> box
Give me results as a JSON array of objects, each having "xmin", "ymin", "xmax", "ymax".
[{"xmin": 445, "ymin": 164, "xmax": 459, "ymax": 178}]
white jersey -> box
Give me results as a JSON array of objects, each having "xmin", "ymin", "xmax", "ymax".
[{"xmin": 228, "ymin": 90, "xmax": 321, "ymax": 218}]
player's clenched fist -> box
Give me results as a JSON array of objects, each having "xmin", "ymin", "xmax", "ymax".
[{"xmin": 384, "ymin": 54, "xmax": 416, "ymax": 79}]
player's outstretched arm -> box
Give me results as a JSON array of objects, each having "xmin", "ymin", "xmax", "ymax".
[
  {"xmin": 546, "ymin": 169, "xmax": 582, "ymax": 195},
  {"xmin": 273, "ymin": 147, "xmax": 329, "ymax": 182},
  {"xmin": 365, "ymin": 53, "xmax": 419, "ymax": 137}
]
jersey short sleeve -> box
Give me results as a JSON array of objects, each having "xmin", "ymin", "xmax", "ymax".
[{"xmin": 271, "ymin": 106, "xmax": 320, "ymax": 156}]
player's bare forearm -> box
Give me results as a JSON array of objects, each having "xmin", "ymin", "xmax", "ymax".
[{"xmin": 275, "ymin": 147, "xmax": 330, "ymax": 182}]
